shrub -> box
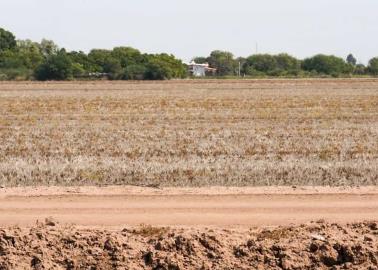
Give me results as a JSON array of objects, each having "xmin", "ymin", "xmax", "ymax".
[
  {"xmin": 302, "ymin": 54, "xmax": 353, "ymax": 76},
  {"xmin": 35, "ymin": 51, "xmax": 73, "ymax": 80}
]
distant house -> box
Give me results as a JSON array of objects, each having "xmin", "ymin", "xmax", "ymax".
[
  {"xmin": 187, "ymin": 61, "xmax": 217, "ymax": 77},
  {"xmin": 88, "ymin": 72, "xmax": 109, "ymax": 79}
]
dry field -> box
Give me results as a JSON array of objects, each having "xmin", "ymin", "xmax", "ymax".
[{"xmin": 0, "ymin": 79, "xmax": 378, "ymax": 187}]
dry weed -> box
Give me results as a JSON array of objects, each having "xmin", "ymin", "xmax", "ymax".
[{"xmin": 0, "ymin": 79, "xmax": 377, "ymax": 186}]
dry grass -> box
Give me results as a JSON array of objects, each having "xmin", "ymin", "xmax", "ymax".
[{"xmin": 0, "ymin": 79, "xmax": 378, "ymax": 187}]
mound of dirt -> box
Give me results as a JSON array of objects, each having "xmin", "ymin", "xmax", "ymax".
[{"xmin": 0, "ymin": 220, "xmax": 377, "ymax": 270}]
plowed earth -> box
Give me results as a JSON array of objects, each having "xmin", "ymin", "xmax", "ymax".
[{"xmin": 0, "ymin": 220, "xmax": 377, "ymax": 270}]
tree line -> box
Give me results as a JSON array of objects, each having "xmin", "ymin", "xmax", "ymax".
[
  {"xmin": 194, "ymin": 51, "xmax": 378, "ymax": 78},
  {"xmin": 0, "ymin": 28, "xmax": 186, "ymax": 80},
  {"xmin": 1, "ymin": 27, "xmax": 378, "ymax": 80}
]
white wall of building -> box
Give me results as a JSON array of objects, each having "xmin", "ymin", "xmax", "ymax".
[{"xmin": 192, "ymin": 65, "xmax": 206, "ymax": 77}]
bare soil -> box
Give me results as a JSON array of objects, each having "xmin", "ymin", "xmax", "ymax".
[
  {"xmin": 0, "ymin": 219, "xmax": 377, "ymax": 269},
  {"xmin": 0, "ymin": 186, "xmax": 377, "ymax": 228},
  {"xmin": 0, "ymin": 187, "xmax": 377, "ymax": 269}
]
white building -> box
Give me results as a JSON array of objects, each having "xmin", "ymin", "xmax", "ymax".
[{"xmin": 187, "ymin": 61, "xmax": 217, "ymax": 77}]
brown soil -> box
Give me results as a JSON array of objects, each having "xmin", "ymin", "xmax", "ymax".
[
  {"xmin": 0, "ymin": 187, "xmax": 377, "ymax": 269},
  {"xmin": 0, "ymin": 220, "xmax": 377, "ymax": 269},
  {"xmin": 0, "ymin": 186, "xmax": 377, "ymax": 228}
]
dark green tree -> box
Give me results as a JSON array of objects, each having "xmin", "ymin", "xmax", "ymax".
[
  {"xmin": 88, "ymin": 49, "xmax": 112, "ymax": 72},
  {"xmin": 274, "ymin": 53, "xmax": 301, "ymax": 75},
  {"xmin": 123, "ymin": 64, "xmax": 147, "ymax": 80},
  {"xmin": 302, "ymin": 54, "xmax": 352, "ymax": 76},
  {"xmin": 0, "ymin": 36, "xmax": 36, "ymax": 80},
  {"xmin": 102, "ymin": 57, "xmax": 123, "ymax": 80},
  {"xmin": 0, "ymin": 28, "xmax": 16, "ymax": 51},
  {"xmin": 34, "ymin": 50, "xmax": 73, "ymax": 80},
  {"xmin": 144, "ymin": 53, "xmax": 186, "ymax": 80},
  {"xmin": 0, "ymin": 50, "xmax": 24, "ymax": 68},
  {"xmin": 346, "ymin": 54, "xmax": 357, "ymax": 66},
  {"xmin": 235, "ymin": 57, "xmax": 246, "ymax": 76},
  {"xmin": 0, "ymin": 50, "xmax": 30, "ymax": 79},
  {"xmin": 111, "ymin": 47, "xmax": 144, "ymax": 68},
  {"xmin": 206, "ymin": 50, "xmax": 236, "ymax": 76},
  {"xmin": 354, "ymin": 64, "xmax": 366, "ymax": 75},
  {"xmin": 68, "ymin": 51, "xmax": 97, "ymax": 74},
  {"xmin": 368, "ymin": 57, "xmax": 378, "ymax": 75},
  {"xmin": 243, "ymin": 54, "xmax": 277, "ymax": 76},
  {"xmin": 192, "ymin": 57, "xmax": 207, "ymax": 64}
]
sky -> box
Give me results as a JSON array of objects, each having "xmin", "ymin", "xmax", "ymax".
[{"xmin": 1, "ymin": 0, "xmax": 377, "ymax": 64}]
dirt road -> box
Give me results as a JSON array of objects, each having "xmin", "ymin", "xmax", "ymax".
[{"xmin": 0, "ymin": 186, "xmax": 377, "ymax": 228}]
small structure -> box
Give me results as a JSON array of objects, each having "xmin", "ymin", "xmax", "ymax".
[
  {"xmin": 88, "ymin": 72, "xmax": 109, "ymax": 78},
  {"xmin": 187, "ymin": 61, "xmax": 217, "ymax": 77}
]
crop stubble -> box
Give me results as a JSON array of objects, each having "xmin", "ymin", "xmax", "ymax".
[{"xmin": 0, "ymin": 79, "xmax": 377, "ymax": 187}]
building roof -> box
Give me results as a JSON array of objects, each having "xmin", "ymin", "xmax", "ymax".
[{"xmin": 188, "ymin": 61, "xmax": 210, "ymax": 67}]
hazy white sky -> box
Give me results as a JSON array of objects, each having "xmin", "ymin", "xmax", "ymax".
[{"xmin": 1, "ymin": 0, "xmax": 377, "ymax": 63}]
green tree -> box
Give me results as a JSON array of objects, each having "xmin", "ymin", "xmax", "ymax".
[
  {"xmin": 34, "ymin": 50, "xmax": 73, "ymax": 80},
  {"xmin": 111, "ymin": 47, "xmax": 144, "ymax": 68},
  {"xmin": 71, "ymin": 63, "xmax": 86, "ymax": 77},
  {"xmin": 368, "ymin": 57, "xmax": 378, "ymax": 75},
  {"xmin": 0, "ymin": 36, "xmax": 34, "ymax": 80},
  {"xmin": 17, "ymin": 39, "xmax": 44, "ymax": 69},
  {"xmin": 302, "ymin": 54, "xmax": 352, "ymax": 76},
  {"xmin": 39, "ymin": 39, "xmax": 59, "ymax": 56},
  {"xmin": 68, "ymin": 51, "xmax": 97, "ymax": 74},
  {"xmin": 88, "ymin": 49, "xmax": 112, "ymax": 72},
  {"xmin": 0, "ymin": 50, "xmax": 24, "ymax": 69},
  {"xmin": 123, "ymin": 64, "xmax": 147, "ymax": 80},
  {"xmin": 346, "ymin": 54, "xmax": 357, "ymax": 66},
  {"xmin": 144, "ymin": 53, "xmax": 186, "ymax": 80},
  {"xmin": 235, "ymin": 57, "xmax": 246, "ymax": 76},
  {"xmin": 0, "ymin": 50, "xmax": 30, "ymax": 80},
  {"xmin": 243, "ymin": 54, "xmax": 277, "ymax": 76},
  {"xmin": 102, "ymin": 57, "xmax": 123, "ymax": 80},
  {"xmin": 192, "ymin": 57, "xmax": 207, "ymax": 64},
  {"xmin": 144, "ymin": 59, "xmax": 167, "ymax": 80},
  {"xmin": 0, "ymin": 28, "xmax": 16, "ymax": 51},
  {"xmin": 354, "ymin": 64, "xmax": 366, "ymax": 75},
  {"xmin": 206, "ymin": 50, "xmax": 236, "ymax": 76},
  {"xmin": 274, "ymin": 53, "xmax": 301, "ymax": 75}
]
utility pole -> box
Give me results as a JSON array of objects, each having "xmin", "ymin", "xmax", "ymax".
[
  {"xmin": 238, "ymin": 61, "xmax": 241, "ymax": 77},
  {"xmin": 256, "ymin": 42, "xmax": 258, "ymax": 54}
]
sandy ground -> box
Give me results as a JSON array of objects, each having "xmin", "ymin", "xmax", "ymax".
[
  {"xmin": 0, "ymin": 221, "xmax": 377, "ymax": 269},
  {"xmin": 1, "ymin": 186, "xmax": 377, "ymax": 228},
  {"xmin": 1, "ymin": 187, "xmax": 377, "ymax": 269}
]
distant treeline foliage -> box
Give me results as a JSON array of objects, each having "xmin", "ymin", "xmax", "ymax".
[
  {"xmin": 1, "ymin": 27, "xmax": 378, "ymax": 80},
  {"xmin": 0, "ymin": 28, "xmax": 186, "ymax": 81},
  {"xmin": 194, "ymin": 51, "xmax": 378, "ymax": 78}
]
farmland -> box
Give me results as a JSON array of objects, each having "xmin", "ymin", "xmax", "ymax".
[
  {"xmin": 0, "ymin": 79, "xmax": 378, "ymax": 187},
  {"xmin": 1, "ymin": 79, "xmax": 378, "ymax": 270}
]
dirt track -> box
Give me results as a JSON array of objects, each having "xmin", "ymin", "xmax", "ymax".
[{"xmin": 1, "ymin": 186, "xmax": 377, "ymax": 228}]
